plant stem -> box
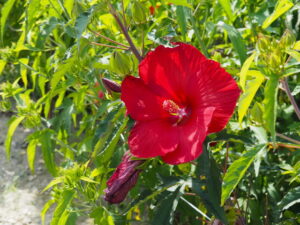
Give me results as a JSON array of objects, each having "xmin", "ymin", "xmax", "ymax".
[
  {"xmin": 276, "ymin": 133, "xmax": 300, "ymax": 145},
  {"xmin": 109, "ymin": 3, "xmax": 143, "ymax": 62},
  {"xmin": 89, "ymin": 29, "xmax": 130, "ymax": 48},
  {"xmin": 90, "ymin": 42, "xmax": 129, "ymax": 51},
  {"xmin": 281, "ymin": 77, "xmax": 300, "ymax": 120}
]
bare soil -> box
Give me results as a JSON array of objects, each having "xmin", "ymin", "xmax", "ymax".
[{"xmin": 0, "ymin": 113, "xmax": 52, "ymax": 225}]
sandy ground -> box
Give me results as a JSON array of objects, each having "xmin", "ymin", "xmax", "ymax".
[{"xmin": 0, "ymin": 113, "xmax": 53, "ymax": 225}]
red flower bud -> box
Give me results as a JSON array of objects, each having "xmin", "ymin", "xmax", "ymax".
[
  {"xmin": 149, "ymin": 6, "xmax": 155, "ymax": 15},
  {"xmin": 102, "ymin": 78, "xmax": 121, "ymax": 93},
  {"xmin": 104, "ymin": 152, "xmax": 145, "ymax": 204},
  {"xmin": 98, "ymin": 91, "xmax": 104, "ymax": 99}
]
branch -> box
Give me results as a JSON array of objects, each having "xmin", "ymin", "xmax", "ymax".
[
  {"xmin": 276, "ymin": 132, "xmax": 300, "ymax": 145},
  {"xmin": 109, "ymin": 3, "xmax": 143, "ymax": 62},
  {"xmin": 281, "ymin": 77, "xmax": 300, "ymax": 120},
  {"xmin": 90, "ymin": 42, "xmax": 129, "ymax": 51}
]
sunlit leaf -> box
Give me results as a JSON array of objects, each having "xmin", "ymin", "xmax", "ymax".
[
  {"xmin": 19, "ymin": 58, "xmax": 29, "ymax": 88},
  {"xmin": 5, "ymin": 116, "xmax": 25, "ymax": 159},
  {"xmin": 286, "ymin": 49, "xmax": 300, "ymax": 62},
  {"xmin": 41, "ymin": 199, "xmax": 56, "ymax": 225},
  {"xmin": 238, "ymin": 71, "xmax": 265, "ymax": 124},
  {"xmin": 239, "ymin": 52, "xmax": 257, "ymax": 91},
  {"xmin": 0, "ymin": 59, "xmax": 6, "ymax": 75},
  {"xmin": 262, "ymin": 0, "xmax": 294, "ymax": 29},
  {"xmin": 50, "ymin": 190, "xmax": 75, "ymax": 225},
  {"xmin": 263, "ymin": 77, "xmax": 279, "ymax": 141},
  {"xmin": 166, "ymin": 0, "xmax": 192, "ymax": 8},
  {"xmin": 0, "ymin": 0, "xmax": 16, "ymax": 44},
  {"xmin": 27, "ymin": 138, "xmax": 37, "ymax": 173},
  {"xmin": 218, "ymin": 0, "xmax": 234, "ymax": 22}
]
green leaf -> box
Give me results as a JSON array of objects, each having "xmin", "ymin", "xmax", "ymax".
[
  {"xmin": 75, "ymin": 6, "xmax": 95, "ymax": 39},
  {"xmin": 51, "ymin": 190, "xmax": 75, "ymax": 225},
  {"xmin": 41, "ymin": 199, "xmax": 56, "ymax": 225},
  {"xmin": 99, "ymin": 117, "xmax": 128, "ymax": 163},
  {"xmin": 218, "ymin": 22, "xmax": 247, "ymax": 64},
  {"xmin": 42, "ymin": 177, "xmax": 64, "ymax": 193},
  {"xmin": 176, "ymin": 6, "xmax": 187, "ymax": 42},
  {"xmin": 0, "ymin": 59, "xmax": 6, "ymax": 75},
  {"xmin": 50, "ymin": 57, "xmax": 75, "ymax": 91},
  {"xmin": 286, "ymin": 49, "xmax": 300, "ymax": 62},
  {"xmin": 0, "ymin": 0, "xmax": 16, "ymax": 44},
  {"xmin": 151, "ymin": 187, "xmax": 181, "ymax": 225},
  {"xmin": 263, "ymin": 76, "xmax": 279, "ymax": 141},
  {"xmin": 19, "ymin": 58, "xmax": 29, "ymax": 88},
  {"xmin": 26, "ymin": 0, "xmax": 41, "ymax": 32},
  {"xmin": 262, "ymin": 0, "xmax": 294, "ymax": 29},
  {"xmin": 80, "ymin": 176, "xmax": 99, "ymax": 184},
  {"xmin": 195, "ymin": 145, "xmax": 228, "ymax": 223},
  {"xmin": 218, "ymin": 0, "xmax": 234, "ymax": 22},
  {"xmin": 27, "ymin": 139, "xmax": 37, "ymax": 173},
  {"xmin": 5, "ymin": 116, "xmax": 25, "ymax": 159},
  {"xmin": 221, "ymin": 144, "xmax": 266, "ymax": 206},
  {"xmin": 166, "ymin": 0, "xmax": 192, "ymax": 8},
  {"xmin": 277, "ymin": 186, "xmax": 300, "ymax": 215},
  {"xmin": 63, "ymin": 0, "xmax": 74, "ymax": 18},
  {"xmin": 40, "ymin": 129, "xmax": 57, "ymax": 176},
  {"xmin": 238, "ymin": 71, "xmax": 265, "ymax": 124},
  {"xmin": 239, "ymin": 52, "xmax": 257, "ymax": 91},
  {"xmin": 293, "ymin": 40, "xmax": 300, "ymax": 50}
]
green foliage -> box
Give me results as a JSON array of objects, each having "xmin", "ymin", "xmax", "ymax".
[{"xmin": 1, "ymin": 0, "xmax": 300, "ymax": 224}]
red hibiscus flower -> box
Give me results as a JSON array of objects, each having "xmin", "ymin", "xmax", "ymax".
[{"xmin": 121, "ymin": 43, "xmax": 240, "ymax": 165}]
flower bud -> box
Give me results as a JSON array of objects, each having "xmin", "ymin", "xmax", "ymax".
[
  {"xmin": 257, "ymin": 33, "xmax": 271, "ymax": 52},
  {"xmin": 102, "ymin": 78, "xmax": 121, "ymax": 93},
  {"xmin": 268, "ymin": 52, "xmax": 282, "ymax": 69},
  {"xmin": 132, "ymin": 1, "xmax": 147, "ymax": 24},
  {"xmin": 149, "ymin": 6, "xmax": 155, "ymax": 15},
  {"xmin": 110, "ymin": 51, "xmax": 132, "ymax": 75},
  {"xmin": 98, "ymin": 91, "xmax": 104, "ymax": 99},
  {"xmin": 104, "ymin": 152, "xmax": 145, "ymax": 204},
  {"xmin": 280, "ymin": 29, "xmax": 296, "ymax": 49}
]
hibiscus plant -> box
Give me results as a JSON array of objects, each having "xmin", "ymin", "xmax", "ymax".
[{"xmin": 1, "ymin": 0, "xmax": 300, "ymax": 224}]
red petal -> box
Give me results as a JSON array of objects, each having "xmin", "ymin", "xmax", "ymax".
[
  {"xmin": 186, "ymin": 60, "xmax": 240, "ymax": 134},
  {"xmin": 121, "ymin": 76, "xmax": 167, "ymax": 121},
  {"xmin": 139, "ymin": 43, "xmax": 207, "ymax": 104},
  {"xmin": 128, "ymin": 120, "xmax": 179, "ymax": 158},
  {"xmin": 161, "ymin": 107, "xmax": 215, "ymax": 164}
]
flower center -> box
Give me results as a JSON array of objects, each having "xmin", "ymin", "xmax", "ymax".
[{"xmin": 162, "ymin": 100, "xmax": 190, "ymax": 125}]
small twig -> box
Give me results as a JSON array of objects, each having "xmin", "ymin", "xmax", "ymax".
[
  {"xmin": 109, "ymin": 3, "xmax": 143, "ymax": 62},
  {"xmin": 276, "ymin": 133, "xmax": 300, "ymax": 145},
  {"xmin": 90, "ymin": 42, "xmax": 129, "ymax": 51},
  {"xmin": 89, "ymin": 29, "xmax": 130, "ymax": 48},
  {"xmin": 223, "ymin": 142, "xmax": 229, "ymax": 173},
  {"xmin": 121, "ymin": 0, "xmax": 128, "ymax": 28},
  {"xmin": 281, "ymin": 76, "xmax": 300, "ymax": 120}
]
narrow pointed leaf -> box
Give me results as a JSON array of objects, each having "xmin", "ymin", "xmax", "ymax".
[
  {"xmin": 219, "ymin": 22, "xmax": 247, "ymax": 64},
  {"xmin": 262, "ymin": 0, "xmax": 293, "ymax": 29},
  {"xmin": 238, "ymin": 71, "xmax": 265, "ymax": 123},
  {"xmin": 0, "ymin": 0, "xmax": 16, "ymax": 44},
  {"xmin": 221, "ymin": 144, "xmax": 266, "ymax": 206},
  {"xmin": 5, "ymin": 116, "xmax": 25, "ymax": 159},
  {"xmin": 263, "ymin": 77, "xmax": 279, "ymax": 141},
  {"xmin": 239, "ymin": 52, "xmax": 256, "ymax": 91},
  {"xmin": 218, "ymin": 0, "xmax": 234, "ymax": 22}
]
